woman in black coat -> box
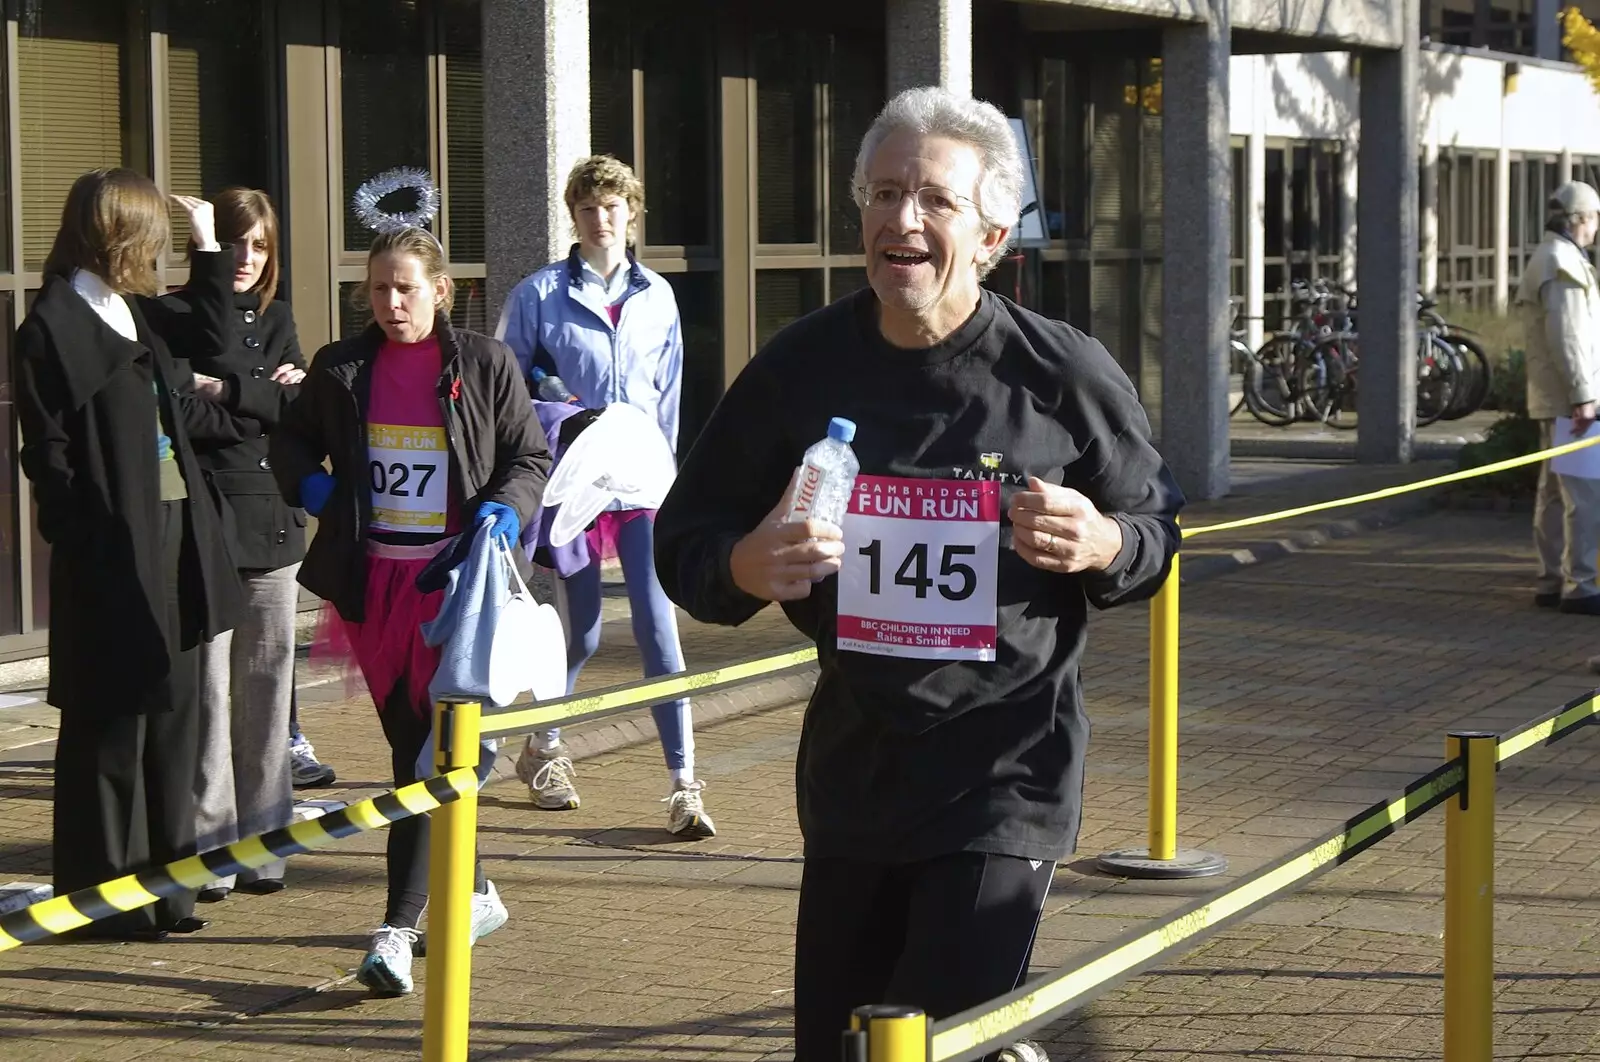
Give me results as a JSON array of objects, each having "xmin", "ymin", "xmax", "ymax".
[
  {"xmin": 15, "ymin": 168, "xmax": 247, "ymax": 940},
  {"xmin": 165, "ymin": 188, "xmax": 316, "ymax": 902}
]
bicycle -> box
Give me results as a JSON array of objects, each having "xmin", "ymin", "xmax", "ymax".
[
  {"xmin": 1295, "ymin": 325, "xmax": 1460, "ymax": 430},
  {"xmin": 1418, "ymin": 295, "xmax": 1493, "ymax": 420},
  {"xmin": 1243, "ymin": 279, "xmax": 1351, "ymax": 427}
]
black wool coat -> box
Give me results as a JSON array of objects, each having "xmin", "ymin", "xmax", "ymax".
[
  {"xmin": 15, "ymin": 255, "xmax": 247, "ymax": 717},
  {"xmin": 163, "ymin": 289, "xmax": 308, "ymax": 572}
]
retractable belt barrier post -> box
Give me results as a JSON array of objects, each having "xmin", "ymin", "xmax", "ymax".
[
  {"xmin": 423, "ymin": 699, "xmax": 483, "ymax": 1062},
  {"xmin": 1098, "ymin": 524, "xmax": 1227, "ymax": 879},
  {"xmin": 844, "ymin": 1005, "xmax": 929, "ymax": 1062},
  {"xmin": 1101, "ymin": 435, "xmax": 1600, "ymax": 882},
  {"xmin": 1444, "ymin": 731, "xmax": 1497, "ymax": 1062}
]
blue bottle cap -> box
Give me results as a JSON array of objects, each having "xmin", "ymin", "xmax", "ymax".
[
  {"xmin": 531, "ymin": 367, "xmax": 548, "ymax": 381},
  {"xmin": 827, "ymin": 417, "xmax": 856, "ymax": 443}
]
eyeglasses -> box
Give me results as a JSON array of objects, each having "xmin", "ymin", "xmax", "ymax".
[{"xmin": 856, "ymin": 182, "xmax": 977, "ymax": 219}]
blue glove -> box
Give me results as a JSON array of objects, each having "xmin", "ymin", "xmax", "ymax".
[
  {"xmin": 477, "ymin": 501, "xmax": 520, "ymax": 547},
  {"xmin": 300, "ymin": 472, "xmax": 336, "ymax": 517}
]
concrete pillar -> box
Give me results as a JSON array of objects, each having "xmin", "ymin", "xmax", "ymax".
[
  {"xmin": 1419, "ymin": 139, "xmax": 1439, "ymax": 297},
  {"xmin": 1160, "ymin": 3, "xmax": 1231, "ymax": 500},
  {"xmin": 483, "ymin": 0, "xmax": 590, "ymax": 315},
  {"xmin": 887, "ymin": 0, "xmax": 971, "ymax": 95},
  {"xmin": 1494, "ymin": 146, "xmax": 1511, "ymax": 312},
  {"xmin": 1534, "ymin": 0, "xmax": 1562, "ymax": 60},
  {"xmin": 1355, "ymin": 9, "xmax": 1420, "ymax": 465},
  {"xmin": 1560, "ymin": 147, "xmax": 1574, "ymax": 185}
]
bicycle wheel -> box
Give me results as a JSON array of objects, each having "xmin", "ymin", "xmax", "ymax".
[
  {"xmin": 1299, "ymin": 333, "xmax": 1359, "ymax": 430},
  {"xmin": 1415, "ymin": 333, "xmax": 1458, "ymax": 427},
  {"xmin": 1440, "ymin": 332, "xmax": 1492, "ymax": 418},
  {"xmin": 1229, "ymin": 338, "xmax": 1251, "ymax": 416},
  {"xmin": 1244, "ymin": 334, "xmax": 1299, "ymax": 427}
]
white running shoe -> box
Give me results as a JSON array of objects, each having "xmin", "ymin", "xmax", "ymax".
[
  {"xmin": 356, "ymin": 924, "xmax": 419, "ymax": 996},
  {"xmin": 290, "ymin": 741, "xmax": 336, "ymax": 788},
  {"xmin": 665, "ymin": 780, "xmax": 716, "ymax": 839},
  {"xmin": 517, "ymin": 743, "xmax": 580, "ymax": 810},
  {"xmin": 998, "ymin": 1041, "xmax": 1049, "ymax": 1062},
  {"xmin": 470, "ymin": 880, "xmax": 508, "ymax": 944}
]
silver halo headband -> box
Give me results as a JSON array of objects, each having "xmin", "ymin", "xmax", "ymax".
[{"xmin": 352, "ymin": 167, "xmax": 441, "ymax": 236}]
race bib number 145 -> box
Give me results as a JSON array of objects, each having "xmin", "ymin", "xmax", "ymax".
[{"xmin": 837, "ymin": 475, "xmax": 1000, "ymax": 661}]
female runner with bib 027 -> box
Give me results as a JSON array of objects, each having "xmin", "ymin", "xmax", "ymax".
[{"xmin": 270, "ymin": 225, "xmax": 551, "ymax": 996}]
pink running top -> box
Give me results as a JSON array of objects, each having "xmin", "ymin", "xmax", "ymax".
[{"xmin": 366, "ymin": 336, "xmax": 461, "ymax": 537}]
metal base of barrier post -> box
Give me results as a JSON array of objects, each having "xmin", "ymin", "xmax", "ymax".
[{"xmin": 1094, "ymin": 847, "xmax": 1228, "ymax": 879}]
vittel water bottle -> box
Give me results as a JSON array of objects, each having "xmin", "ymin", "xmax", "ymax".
[
  {"xmin": 786, "ymin": 417, "xmax": 859, "ymax": 526},
  {"xmin": 531, "ymin": 366, "xmax": 578, "ymax": 403}
]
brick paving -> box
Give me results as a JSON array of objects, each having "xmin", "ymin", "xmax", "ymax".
[{"xmin": 1, "ymin": 464, "xmax": 1598, "ymax": 1060}]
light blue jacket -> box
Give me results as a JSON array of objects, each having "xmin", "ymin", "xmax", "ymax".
[{"xmin": 495, "ymin": 245, "xmax": 683, "ymax": 453}]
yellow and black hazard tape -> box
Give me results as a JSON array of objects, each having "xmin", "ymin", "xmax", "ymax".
[
  {"xmin": 0, "ymin": 765, "xmax": 480, "ymax": 952},
  {"xmin": 479, "ymin": 645, "xmax": 818, "ymax": 737},
  {"xmin": 927, "ymin": 759, "xmax": 1463, "ymax": 1061},
  {"xmin": 477, "ymin": 438, "xmax": 1600, "ymax": 740},
  {"xmin": 927, "ymin": 687, "xmax": 1600, "ymax": 1062},
  {"xmin": 1497, "ymin": 690, "xmax": 1600, "ymax": 764},
  {"xmin": 1182, "ymin": 434, "xmax": 1600, "ymax": 540}
]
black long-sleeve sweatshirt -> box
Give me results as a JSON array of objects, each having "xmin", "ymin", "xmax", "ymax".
[{"xmin": 654, "ymin": 289, "xmax": 1183, "ymax": 862}]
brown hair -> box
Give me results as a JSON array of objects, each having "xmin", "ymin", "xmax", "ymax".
[
  {"xmin": 210, "ymin": 187, "xmax": 281, "ymax": 311},
  {"xmin": 350, "ymin": 227, "xmax": 455, "ymax": 319},
  {"xmin": 563, "ymin": 155, "xmax": 645, "ymax": 245},
  {"xmin": 43, "ymin": 168, "xmax": 168, "ymax": 297}
]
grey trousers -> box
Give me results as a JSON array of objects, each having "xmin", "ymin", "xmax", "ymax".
[
  {"xmin": 195, "ymin": 563, "xmax": 300, "ymax": 887},
  {"xmin": 1535, "ymin": 421, "xmax": 1600, "ymax": 599}
]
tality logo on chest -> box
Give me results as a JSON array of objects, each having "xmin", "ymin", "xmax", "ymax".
[{"xmin": 951, "ymin": 451, "xmax": 1026, "ymax": 485}]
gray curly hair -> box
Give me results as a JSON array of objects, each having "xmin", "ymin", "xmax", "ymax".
[{"xmin": 852, "ymin": 87, "xmax": 1023, "ymax": 278}]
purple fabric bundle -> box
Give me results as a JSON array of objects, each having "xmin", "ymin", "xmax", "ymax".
[{"xmin": 523, "ymin": 400, "xmax": 593, "ymax": 577}]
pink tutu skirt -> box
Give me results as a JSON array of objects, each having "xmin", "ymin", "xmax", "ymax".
[
  {"xmin": 584, "ymin": 509, "xmax": 653, "ymax": 564},
  {"xmin": 312, "ymin": 542, "xmax": 447, "ymax": 720}
]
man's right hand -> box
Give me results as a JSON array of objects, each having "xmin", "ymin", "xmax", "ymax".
[
  {"xmin": 1574, "ymin": 401, "xmax": 1598, "ymax": 437},
  {"xmin": 729, "ymin": 472, "xmax": 846, "ymax": 601}
]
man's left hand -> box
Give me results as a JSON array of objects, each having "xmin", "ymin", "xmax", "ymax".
[{"xmin": 1008, "ymin": 476, "xmax": 1124, "ymax": 574}]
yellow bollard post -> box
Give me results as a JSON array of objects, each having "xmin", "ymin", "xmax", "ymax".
[
  {"xmin": 1444, "ymin": 731, "xmax": 1497, "ymax": 1062},
  {"xmin": 1148, "ymin": 545, "xmax": 1180, "ymax": 860},
  {"xmin": 1095, "ymin": 526, "xmax": 1226, "ymax": 880},
  {"xmin": 422, "ymin": 699, "xmax": 482, "ymax": 1062},
  {"xmin": 847, "ymin": 1005, "xmax": 928, "ymax": 1062}
]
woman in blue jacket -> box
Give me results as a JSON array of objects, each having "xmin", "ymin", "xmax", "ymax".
[{"xmin": 496, "ymin": 154, "xmax": 712, "ymax": 839}]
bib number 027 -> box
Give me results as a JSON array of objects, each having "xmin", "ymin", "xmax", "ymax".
[
  {"xmin": 370, "ymin": 459, "xmax": 438, "ymax": 498},
  {"xmin": 856, "ymin": 540, "xmax": 977, "ymax": 602}
]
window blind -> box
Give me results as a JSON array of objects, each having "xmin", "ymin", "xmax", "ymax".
[
  {"xmin": 18, "ymin": 37, "xmax": 125, "ymax": 269},
  {"xmin": 443, "ymin": 20, "xmax": 484, "ymax": 263},
  {"xmin": 167, "ymin": 45, "xmax": 203, "ymax": 252}
]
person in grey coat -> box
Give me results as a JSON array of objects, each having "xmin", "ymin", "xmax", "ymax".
[
  {"xmin": 1515, "ymin": 180, "xmax": 1600, "ymax": 615},
  {"xmin": 167, "ymin": 188, "xmax": 310, "ymax": 902}
]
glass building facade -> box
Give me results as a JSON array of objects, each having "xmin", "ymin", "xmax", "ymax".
[{"xmin": 0, "ymin": 0, "xmax": 1190, "ymax": 657}]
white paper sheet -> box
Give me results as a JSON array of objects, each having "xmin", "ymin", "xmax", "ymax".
[{"xmin": 1551, "ymin": 417, "xmax": 1600, "ymax": 479}]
